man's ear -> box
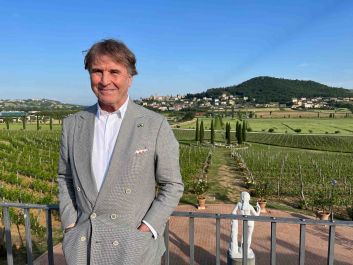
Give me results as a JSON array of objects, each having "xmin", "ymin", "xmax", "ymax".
[{"xmin": 127, "ymin": 75, "xmax": 133, "ymax": 87}]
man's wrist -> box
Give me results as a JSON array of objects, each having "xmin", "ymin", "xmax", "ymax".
[{"xmin": 142, "ymin": 220, "xmax": 158, "ymax": 239}]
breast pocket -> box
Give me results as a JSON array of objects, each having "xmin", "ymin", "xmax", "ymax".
[{"xmin": 129, "ymin": 148, "xmax": 154, "ymax": 177}]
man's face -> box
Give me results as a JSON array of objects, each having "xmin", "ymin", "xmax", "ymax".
[{"xmin": 89, "ymin": 55, "xmax": 132, "ymax": 112}]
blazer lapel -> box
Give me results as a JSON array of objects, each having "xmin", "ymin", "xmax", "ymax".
[
  {"xmin": 95, "ymin": 101, "xmax": 143, "ymax": 207},
  {"xmin": 73, "ymin": 104, "xmax": 99, "ymax": 206}
]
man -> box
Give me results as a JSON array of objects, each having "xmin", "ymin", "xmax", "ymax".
[{"xmin": 58, "ymin": 39, "xmax": 184, "ymax": 265}]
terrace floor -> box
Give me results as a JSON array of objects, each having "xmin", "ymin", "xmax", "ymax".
[{"xmin": 34, "ymin": 204, "xmax": 353, "ymax": 265}]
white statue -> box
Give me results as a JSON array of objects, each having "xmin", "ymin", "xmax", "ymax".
[{"xmin": 229, "ymin": 191, "xmax": 260, "ymax": 259}]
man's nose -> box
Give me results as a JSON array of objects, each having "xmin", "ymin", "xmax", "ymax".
[{"xmin": 100, "ymin": 72, "xmax": 111, "ymax": 86}]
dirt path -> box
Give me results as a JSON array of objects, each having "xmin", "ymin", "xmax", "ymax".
[{"xmin": 207, "ymin": 147, "xmax": 249, "ymax": 204}]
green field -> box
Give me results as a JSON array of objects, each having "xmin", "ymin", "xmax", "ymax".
[
  {"xmin": 179, "ymin": 117, "xmax": 353, "ymax": 135},
  {"xmin": 246, "ymin": 133, "xmax": 353, "ymax": 153},
  {"xmin": 0, "ymin": 123, "xmax": 61, "ymax": 131},
  {"xmin": 233, "ymin": 143, "xmax": 353, "ymax": 211}
]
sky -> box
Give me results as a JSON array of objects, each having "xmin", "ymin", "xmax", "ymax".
[{"xmin": 1, "ymin": 0, "xmax": 353, "ymax": 105}]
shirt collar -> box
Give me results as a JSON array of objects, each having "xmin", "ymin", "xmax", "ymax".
[{"xmin": 96, "ymin": 96, "xmax": 129, "ymax": 120}]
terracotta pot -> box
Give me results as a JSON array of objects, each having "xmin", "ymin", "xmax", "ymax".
[
  {"xmin": 197, "ymin": 196, "xmax": 206, "ymax": 210},
  {"xmin": 258, "ymin": 200, "xmax": 267, "ymax": 213},
  {"xmin": 316, "ymin": 210, "xmax": 330, "ymax": 220}
]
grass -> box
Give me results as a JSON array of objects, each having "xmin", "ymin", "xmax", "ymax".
[
  {"xmin": 0, "ymin": 123, "xmax": 61, "ymax": 131},
  {"xmin": 206, "ymin": 147, "xmax": 233, "ymax": 203},
  {"xmin": 178, "ymin": 117, "xmax": 353, "ymax": 135},
  {"xmin": 179, "ymin": 146, "xmax": 233, "ymax": 205}
]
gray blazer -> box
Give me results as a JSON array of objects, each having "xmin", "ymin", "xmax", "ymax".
[{"xmin": 58, "ymin": 100, "xmax": 184, "ymax": 265}]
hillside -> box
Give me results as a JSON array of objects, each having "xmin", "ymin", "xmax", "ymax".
[
  {"xmin": 0, "ymin": 98, "xmax": 84, "ymax": 111},
  {"xmin": 188, "ymin": 76, "xmax": 353, "ymax": 103}
]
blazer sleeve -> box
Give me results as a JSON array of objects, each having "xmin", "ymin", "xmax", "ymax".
[
  {"xmin": 57, "ymin": 118, "xmax": 78, "ymax": 230},
  {"xmin": 142, "ymin": 118, "xmax": 184, "ymax": 235}
]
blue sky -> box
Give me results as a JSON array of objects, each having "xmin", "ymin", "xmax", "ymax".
[{"xmin": 1, "ymin": 0, "xmax": 352, "ymax": 105}]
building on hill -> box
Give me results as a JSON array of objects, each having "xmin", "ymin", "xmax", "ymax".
[{"xmin": 0, "ymin": 111, "xmax": 26, "ymax": 123}]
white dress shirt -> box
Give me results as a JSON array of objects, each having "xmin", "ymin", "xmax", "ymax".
[{"xmin": 91, "ymin": 97, "xmax": 157, "ymax": 238}]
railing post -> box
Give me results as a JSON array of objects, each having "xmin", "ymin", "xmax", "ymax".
[
  {"xmin": 3, "ymin": 207, "xmax": 14, "ymax": 265},
  {"xmin": 24, "ymin": 208, "xmax": 33, "ymax": 265},
  {"xmin": 327, "ymin": 225, "xmax": 336, "ymax": 265},
  {"xmin": 270, "ymin": 219, "xmax": 277, "ymax": 265},
  {"xmin": 215, "ymin": 214, "xmax": 221, "ymax": 265},
  {"xmin": 189, "ymin": 214, "xmax": 194, "ymax": 265},
  {"xmin": 46, "ymin": 209, "xmax": 54, "ymax": 265},
  {"xmin": 299, "ymin": 223, "xmax": 306, "ymax": 265},
  {"xmin": 163, "ymin": 219, "xmax": 170, "ymax": 265},
  {"xmin": 242, "ymin": 219, "xmax": 248, "ymax": 265}
]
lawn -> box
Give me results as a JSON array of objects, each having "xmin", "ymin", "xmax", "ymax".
[{"xmin": 178, "ymin": 117, "xmax": 353, "ymax": 135}]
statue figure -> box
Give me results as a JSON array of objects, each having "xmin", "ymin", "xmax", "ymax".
[{"xmin": 229, "ymin": 191, "xmax": 260, "ymax": 259}]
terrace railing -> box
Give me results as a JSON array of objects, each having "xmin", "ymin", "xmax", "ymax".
[
  {"xmin": 0, "ymin": 202, "xmax": 59, "ymax": 265},
  {"xmin": 1, "ymin": 202, "xmax": 353, "ymax": 265}
]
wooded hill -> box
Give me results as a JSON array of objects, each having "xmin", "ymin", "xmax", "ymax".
[{"xmin": 186, "ymin": 76, "xmax": 353, "ymax": 103}]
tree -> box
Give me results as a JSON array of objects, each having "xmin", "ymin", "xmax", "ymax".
[
  {"xmin": 4, "ymin": 117, "xmax": 11, "ymax": 130},
  {"xmin": 210, "ymin": 119, "xmax": 215, "ymax": 145},
  {"xmin": 242, "ymin": 120, "xmax": 247, "ymax": 142},
  {"xmin": 226, "ymin": 122, "xmax": 231, "ymax": 145},
  {"xmin": 199, "ymin": 120, "xmax": 204, "ymax": 143},
  {"xmin": 21, "ymin": 116, "xmax": 26, "ymax": 130},
  {"xmin": 49, "ymin": 116, "xmax": 53, "ymax": 130},
  {"xmin": 195, "ymin": 118, "xmax": 199, "ymax": 141},
  {"xmin": 236, "ymin": 121, "xmax": 243, "ymax": 144},
  {"xmin": 231, "ymin": 106, "xmax": 235, "ymax": 119},
  {"xmin": 36, "ymin": 114, "xmax": 40, "ymax": 131}
]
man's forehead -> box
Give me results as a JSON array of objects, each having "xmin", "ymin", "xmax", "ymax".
[{"xmin": 91, "ymin": 54, "xmax": 125, "ymax": 68}]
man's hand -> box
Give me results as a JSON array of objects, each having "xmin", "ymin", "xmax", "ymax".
[
  {"xmin": 137, "ymin": 223, "xmax": 151, "ymax": 233},
  {"xmin": 64, "ymin": 223, "xmax": 75, "ymax": 233}
]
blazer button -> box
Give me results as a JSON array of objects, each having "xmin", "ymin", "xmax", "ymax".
[
  {"xmin": 77, "ymin": 187, "xmax": 81, "ymax": 191},
  {"xmin": 110, "ymin": 214, "xmax": 117, "ymax": 220},
  {"xmin": 80, "ymin": 236, "xmax": 86, "ymax": 242},
  {"xmin": 90, "ymin": 213, "xmax": 97, "ymax": 219},
  {"xmin": 112, "ymin": 240, "xmax": 119, "ymax": 246},
  {"xmin": 125, "ymin": 188, "xmax": 131, "ymax": 194}
]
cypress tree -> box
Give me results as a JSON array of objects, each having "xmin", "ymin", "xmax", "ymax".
[
  {"xmin": 242, "ymin": 120, "xmax": 247, "ymax": 142},
  {"xmin": 200, "ymin": 120, "xmax": 204, "ymax": 143},
  {"xmin": 231, "ymin": 106, "xmax": 235, "ymax": 119},
  {"xmin": 50, "ymin": 116, "xmax": 53, "ymax": 130},
  {"xmin": 195, "ymin": 118, "xmax": 199, "ymax": 141},
  {"xmin": 238, "ymin": 122, "xmax": 243, "ymax": 144},
  {"xmin": 236, "ymin": 121, "xmax": 241, "ymax": 144},
  {"xmin": 210, "ymin": 119, "xmax": 215, "ymax": 145},
  {"xmin": 226, "ymin": 123, "xmax": 231, "ymax": 145}
]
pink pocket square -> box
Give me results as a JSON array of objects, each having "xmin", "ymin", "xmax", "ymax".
[{"xmin": 135, "ymin": 148, "xmax": 148, "ymax": 154}]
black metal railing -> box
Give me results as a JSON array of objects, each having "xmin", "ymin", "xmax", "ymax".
[
  {"xmin": 1, "ymin": 202, "xmax": 59, "ymax": 265},
  {"xmin": 163, "ymin": 211, "xmax": 353, "ymax": 265},
  {"xmin": 1, "ymin": 202, "xmax": 353, "ymax": 265}
]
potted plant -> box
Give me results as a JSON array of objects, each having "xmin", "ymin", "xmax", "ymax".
[
  {"xmin": 193, "ymin": 178, "xmax": 209, "ymax": 210},
  {"xmin": 255, "ymin": 180, "xmax": 270, "ymax": 213},
  {"xmin": 313, "ymin": 192, "xmax": 331, "ymax": 220}
]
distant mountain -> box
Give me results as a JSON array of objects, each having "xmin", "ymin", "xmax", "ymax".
[
  {"xmin": 0, "ymin": 98, "xmax": 84, "ymax": 111},
  {"xmin": 186, "ymin": 76, "xmax": 353, "ymax": 103}
]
